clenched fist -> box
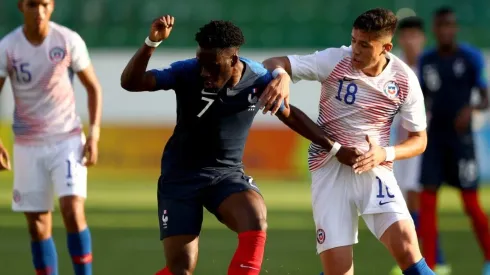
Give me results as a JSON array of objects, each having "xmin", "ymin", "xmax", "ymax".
[{"xmin": 149, "ymin": 15, "xmax": 175, "ymax": 42}]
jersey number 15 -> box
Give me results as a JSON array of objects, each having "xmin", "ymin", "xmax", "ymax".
[{"xmin": 12, "ymin": 63, "xmax": 32, "ymax": 84}]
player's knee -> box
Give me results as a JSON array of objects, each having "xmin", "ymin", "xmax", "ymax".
[
  {"xmin": 167, "ymin": 258, "xmax": 195, "ymax": 275},
  {"xmin": 25, "ymin": 212, "xmax": 51, "ymax": 241},
  {"xmin": 59, "ymin": 196, "xmax": 87, "ymax": 231}
]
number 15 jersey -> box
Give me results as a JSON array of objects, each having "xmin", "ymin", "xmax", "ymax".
[
  {"xmin": 288, "ymin": 46, "xmax": 427, "ymax": 171},
  {"xmin": 0, "ymin": 22, "xmax": 91, "ymax": 145}
]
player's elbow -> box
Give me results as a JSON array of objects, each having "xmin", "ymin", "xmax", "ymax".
[
  {"xmin": 120, "ymin": 77, "xmax": 136, "ymax": 92},
  {"xmin": 416, "ymin": 131, "xmax": 428, "ymax": 155},
  {"xmin": 262, "ymin": 56, "xmax": 291, "ymax": 73}
]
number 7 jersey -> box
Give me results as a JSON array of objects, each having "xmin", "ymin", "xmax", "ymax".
[
  {"xmin": 287, "ymin": 46, "xmax": 427, "ymax": 171},
  {"xmin": 0, "ymin": 22, "xmax": 91, "ymax": 144}
]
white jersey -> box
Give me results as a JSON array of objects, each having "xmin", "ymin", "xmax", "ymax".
[
  {"xmin": 288, "ymin": 46, "xmax": 427, "ymax": 171},
  {"xmin": 0, "ymin": 22, "xmax": 90, "ymax": 144}
]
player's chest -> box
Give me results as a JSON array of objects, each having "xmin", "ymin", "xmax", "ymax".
[
  {"xmin": 181, "ymin": 86, "xmax": 260, "ymax": 120},
  {"xmin": 422, "ymin": 58, "xmax": 472, "ymax": 93},
  {"xmin": 322, "ymin": 76, "xmax": 404, "ymax": 112},
  {"xmin": 7, "ymin": 43, "xmax": 70, "ymax": 84}
]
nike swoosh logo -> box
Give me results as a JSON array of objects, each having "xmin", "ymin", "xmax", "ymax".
[
  {"xmin": 240, "ymin": 264, "xmax": 259, "ymax": 271},
  {"xmin": 379, "ymin": 201, "xmax": 395, "ymax": 205},
  {"xmin": 201, "ymin": 91, "xmax": 218, "ymax": 95},
  {"xmin": 342, "ymin": 77, "xmax": 356, "ymax": 81},
  {"xmin": 227, "ymin": 89, "xmax": 241, "ymax": 96}
]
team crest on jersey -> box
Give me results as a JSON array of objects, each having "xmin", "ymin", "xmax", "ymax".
[
  {"xmin": 49, "ymin": 47, "xmax": 66, "ymax": 63},
  {"xmin": 383, "ymin": 81, "xmax": 399, "ymax": 99},
  {"xmin": 316, "ymin": 229, "xmax": 325, "ymax": 244}
]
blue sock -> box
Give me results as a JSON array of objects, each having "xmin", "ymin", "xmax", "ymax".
[
  {"xmin": 67, "ymin": 228, "xmax": 93, "ymax": 275},
  {"xmin": 435, "ymin": 234, "xmax": 446, "ymax": 265},
  {"xmin": 410, "ymin": 211, "xmax": 419, "ymax": 230},
  {"xmin": 31, "ymin": 237, "xmax": 58, "ymax": 275},
  {"xmin": 403, "ymin": 258, "xmax": 435, "ymax": 275}
]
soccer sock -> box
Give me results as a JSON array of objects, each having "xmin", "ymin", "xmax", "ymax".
[
  {"xmin": 67, "ymin": 227, "xmax": 93, "ymax": 275},
  {"xmin": 228, "ymin": 230, "xmax": 266, "ymax": 275},
  {"xmin": 435, "ymin": 235, "xmax": 446, "ymax": 265},
  {"xmin": 403, "ymin": 258, "xmax": 435, "ymax": 275},
  {"xmin": 31, "ymin": 237, "xmax": 58, "ymax": 275},
  {"xmin": 419, "ymin": 190, "xmax": 437, "ymax": 269},
  {"xmin": 155, "ymin": 267, "xmax": 173, "ymax": 275},
  {"xmin": 462, "ymin": 190, "xmax": 490, "ymax": 261}
]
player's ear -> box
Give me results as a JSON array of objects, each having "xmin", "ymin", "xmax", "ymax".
[
  {"xmin": 231, "ymin": 54, "xmax": 239, "ymax": 66},
  {"xmin": 17, "ymin": 0, "xmax": 24, "ymax": 12},
  {"xmin": 382, "ymin": 43, "xmax": 393, "ymax": 54}
]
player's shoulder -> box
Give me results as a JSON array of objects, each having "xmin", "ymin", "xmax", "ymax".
[
  {"xmin": 168, "ymin": 58, "xmax": 199, "ymax": 72},
  {"xmin": 240, "ymin": 57, "xmax": 272, "ymax": 85},
  {"xmin": 459, "ymin": 43, "xmax": 484, "ymax": 64},
  {"xmin": 48, "ymin": 22, "xmax": 85, "ymax": 44},
  {"xmin": 315, "ymin": 45, "xmax": 351, "ymax": 63},
  {"xmin": 0, "ymin": 26, "xmax": 24, "ymax": 48}
]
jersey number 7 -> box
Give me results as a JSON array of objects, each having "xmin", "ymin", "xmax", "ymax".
[{"xmin": 197, "ymin": 97, "xmax": 214, "ymax": 117}]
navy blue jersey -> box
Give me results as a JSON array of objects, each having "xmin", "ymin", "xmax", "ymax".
[
  {"xmin": 418, "ymin": 44, "xmax": 488, "ymax": 133},
  {"xmin": 149, "ymin": 57, "xmax": 280, "ymax": 175}
]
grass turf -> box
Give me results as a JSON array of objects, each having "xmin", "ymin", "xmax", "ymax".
[{"xmin": 0, "ymin": 172, "xmax": 489, "ymax": 275}]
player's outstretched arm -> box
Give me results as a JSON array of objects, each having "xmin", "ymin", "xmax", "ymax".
[
  {"xmin": 121, "ymin": 15, "xmax": 174, "ymax": 92},
  {"xmin": 258, "ymin": 57, "xmax": 292, "ymax": 115},
  {"xmin": 276, "ymin": 105, "xmax": 362, "ymax": 166}
]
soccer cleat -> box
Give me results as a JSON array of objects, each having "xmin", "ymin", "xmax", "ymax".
[
  {"xmin": 483, "ymin": 262, "xmax": 490, "ymax": 275},
  {"xmin": 435, "ymin": 264, "xmax": 451, "ymax": 275},
  {"xmin": 389, "ymin": 265, "xmax": 403, "ymax": 275}
]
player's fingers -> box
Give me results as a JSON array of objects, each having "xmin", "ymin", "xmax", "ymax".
[
  {"xmin": 269, "ymin": 94, "xmax": 282, "ymax": 115},
  {"xmin": 170, "ymin": 16, "xmax": 175, "ymax": 26},
  {"xmin": 284, "ymin": 95, "xmax": 290, "ymax": 109},
  {"xmin": 258, "ymin": 86, "xmax": 273, "ymax": 108},
  {"xmin": 355, "ymin": 159, "xmax": 375, "ymax": 174},
  {"xmin": 354, "ymin": 150, "xmax": 373, "ymax": 163},
  {"xmin": 353, "ymin": 155, "xmax": 374, "ymax": 169}
]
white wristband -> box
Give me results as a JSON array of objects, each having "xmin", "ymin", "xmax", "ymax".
[
  {"xmin": 329, "ymin": 142, "xmax": 342, "ymax": 156},
  {"xmin": 384, "ymin": 146, "xmax": 396, "ymax": 162},
  {"xmin": 145, "ymin": 36, "xmax": 162, "ymax": 48},
  {"xmin": 272, "ymin": 67, "xmax": 288, "ymax": 78},
  {"xmin": 88, "ymin": 125, "xmax": 100, "ymax": 141}
]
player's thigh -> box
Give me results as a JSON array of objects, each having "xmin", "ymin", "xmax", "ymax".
[
  {"xmin": 204, "ymin": 170, "xmax": 267, "ymax": 233},
  {"xmin": 419, "ymin": 140, "xmax": 444, "ymax": 191},
  {"xmin": 446, "ymin": 143, "xmax": 479, "ymax": 190},
  {"xmin": 12, "ymin": 143, "xmax": 53, "ymax": 212},
  {"xmin": 163, "ymin": 235, "xmax": 200, "ymax": 274},
  {"xmin": 158, "ymin": 176, "xmax": 204, "ymax": 241},
  {"xmin": 312, "ymin": 160, "xmax": 359, "ymax": 254},
  {"xmin": 50, "ymin": 135, "xmax": 88, "ymax": 200}
]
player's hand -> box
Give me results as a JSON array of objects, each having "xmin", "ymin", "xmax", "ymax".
[
  {"xmin": 0, "ymin": 142, "xmax": 11, "ymax": 171},
  {"xmin": 336, "ymin": 146, "xmax": 363, "ymax": 167},
  {"xmin": 258, "ymin": 73, "xmax": 291, "ymax": 115},
  {"xmin": 149, "ymin": 15, "xmax": 175, "ymax": 42},
  {"xmin": 352, "ymin": 135, "xmax": 386, "ymax": 174},
  {"xmin": 455, "ymin": 105, "xmax": 473, "ymax": 134},
  {"xmin": 82, "ymin": 137, "xmax": 98, "ymax": 167}
]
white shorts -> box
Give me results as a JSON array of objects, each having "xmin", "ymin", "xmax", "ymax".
[
  {"xmin": 12, "ymin": 134, "xmax": 87, "ymax": 212},
  {"xmin": 312, "ymin": 158, "xmax": 412, "ymax": 254},
  {"xmin": 393, "ymin": 155, "xmax": 422, "ymax": 193}
]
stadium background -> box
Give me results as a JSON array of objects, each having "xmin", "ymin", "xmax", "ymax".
[{"xmin": 1, "ymin": 1, "xmax": 490, "ymax": 274}]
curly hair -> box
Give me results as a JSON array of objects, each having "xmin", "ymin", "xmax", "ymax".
[
  {"xmin": 195, "ymin": 20, "xmax": 245, "ymax": 49},
  {"xmin": 353, "ymin": 8, "xmax": 398, "ymax": 37}
]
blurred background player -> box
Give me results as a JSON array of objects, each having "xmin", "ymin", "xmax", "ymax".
[
  {"xmin": 0, "ymin": 0, "xmax": 102, "ymax": 275},
  {"xmin": 390, "ymin": 16, "xmax": 451, "ymax": 275},
  {"xmin": 417, "ymin": 6, "xmax": 490, "ymax": 274},
  {"xmin": 121, "ymin": 16, "xmax": 340, "ymax": 275},
  {"xmin": 263, "ymin": 8, "xmax": 434, "ymax": 275}
]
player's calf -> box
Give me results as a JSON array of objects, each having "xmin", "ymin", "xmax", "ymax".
[
  {"xmin": 59, "ymin": 196, "xmax": 92, "ymax": 275},
  {"xmin": 25, "ymin": 212, "xmax": 59, "ymax": 275}
]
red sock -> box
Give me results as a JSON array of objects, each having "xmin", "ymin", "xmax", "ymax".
[
  {"xmin": 419, "ymin": 190, "xmax": 437, "ymax": 269},
  {"xmin": 155, "ymin": 267, "xmax": 172, "ymax": 275},
  {"xmin": 462, "ymin": 190, "xmax": 490, "ymax": 260},
  {"xmin": 228, "ymin": 230, "xmax": 266, "ymax": 275}
]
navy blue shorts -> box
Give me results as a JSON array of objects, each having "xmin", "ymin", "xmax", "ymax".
[
  {"xmin": 420, "ymin": 134, "xmax": 479, "ymax": 190},
  {"xmin": 157, "ymin": 168, "xmax": 260, "ymax": 240}
]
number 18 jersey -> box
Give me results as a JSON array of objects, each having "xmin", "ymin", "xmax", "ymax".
[{"xmin": 0, "ymin": 22, "xmax": 91, "ymax": 144}]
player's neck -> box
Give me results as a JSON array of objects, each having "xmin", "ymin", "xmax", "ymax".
[
  {"xmin": 437, "ymin": 43, "xmax": 457, "ymax": 55},
  {"xmin": 362, "ymin": 57, "xmax": 389, "ymax": 77},
  {"xmin": 22, "ymin": 24, "xmax": 50, "ymax": 46},
  {"xmin": 228, "ymin": 60, "xmax": 245, "ymax": 88}
]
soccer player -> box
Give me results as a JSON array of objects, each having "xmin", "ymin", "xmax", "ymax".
[
  {"xmin": 390, "ymin": 16, "xmax": 451, "ymax": 275},
  {"xmin": 262, "ymin": 8, "xmax": 435, "ymax": 275},
  {"xmin": 0, "ymin": 0, "xmax": 102, "ymax": 275},
  {"xmin": 120, "ymin": 16, "xmax": 348, "ymax": 275},
  {"xmin": 417, "ymin": 7, "xmax": 490, "ymax": 273}
]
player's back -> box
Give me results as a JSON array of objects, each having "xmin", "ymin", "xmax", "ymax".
[
  {"xmin": 419, "ymin": 44, "xmax": 483, "ymax": 132},
  {"xmin": 0, "ymin": 22, "xmax": 90, "ymax": 144},
  {"xmin": 155, "ymin": 57, "xmax": 272, "ymax": 176}
]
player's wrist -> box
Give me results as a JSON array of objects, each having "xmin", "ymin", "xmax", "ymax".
[
  {"xmin": 88, "ymin": 125, "xmax": 100, "ymax": 141},
  {"xmin": 383, "ymin": 146, "xmax": 395, "ymax": 162},
  {"xmin": 329, "ymin": 142, "xmax": 342, "ymax": 156},
  {"xmin": 145, "ymin": 36, "xmax": 163, "ymax": 48},
  {"xmin": 272, "ymin": 67, "xmax": 289, "ymax": 79}
]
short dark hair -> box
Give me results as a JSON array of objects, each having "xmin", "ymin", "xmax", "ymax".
[
  {"xmin": 397, "ymin": 16, "xmax": 424, "ymax": 32},
  {"xmin": 434, "ymin": 6, "xmax": 454, "ymax": 18},
  {"xmin": 353, "ymin": 8, "xmax": 398, "ymax": 37},
  {"xmin": 195, "ymin": 20, "xmax": 245, "ymax": 49}
]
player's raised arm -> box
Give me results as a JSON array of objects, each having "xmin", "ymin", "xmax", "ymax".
[
  {"xmin": 276, "ymin": 105, "xmax": 362, "ymax": 166},
  {"xmin": 121, "ymin": 15, "xmax": 174, "ymax": 92}
]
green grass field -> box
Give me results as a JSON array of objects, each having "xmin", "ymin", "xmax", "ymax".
[{"xmin": 1, "ymin": 172, "xmax": 489, "ymax": 275}]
